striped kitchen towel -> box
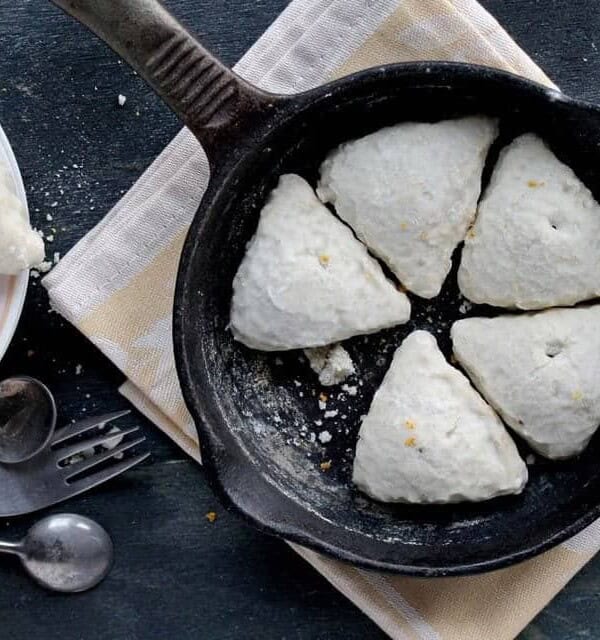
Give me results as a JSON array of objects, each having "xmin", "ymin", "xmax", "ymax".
[{"xmin": 44, "ymin": 1, "xmax": 599, "ymax": 638}]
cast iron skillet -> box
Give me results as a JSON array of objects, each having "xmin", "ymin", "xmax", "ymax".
[{"xmin": 52, "ymin": 0, "xmax": 600, "ymax": 575}]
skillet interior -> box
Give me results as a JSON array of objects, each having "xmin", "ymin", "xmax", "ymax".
[{"xmin": 174, "ymin": 63, "xmax": 600, "ymax": 575}]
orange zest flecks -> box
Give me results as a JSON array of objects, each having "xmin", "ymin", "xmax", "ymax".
[
  {"xmin": 527, "ymin": 179, "xmax": 545, "ymax": 188},
  {"xmin": 320, "ymin": 460, "xmax": 332, "ymax": 471},
  {"xmin": 205, "ymin": 511, "xmax": 217, "ymax": 523},
  {"xmin": 404, "ymin": 437, "xmax": 417, "ymax": 447},
  {"xmin": 404, "ymin": 419, "xmax": 416, "ymax": 430},
  {"xmin": 318, "ymin": 254, "xmax": 330, "ymax": 267}
]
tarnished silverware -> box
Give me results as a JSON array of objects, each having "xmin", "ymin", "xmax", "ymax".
[
  {"xmin": 0, "ymin": 513, "xmax": 113, "ymax": 592},
  {"xmin": 0, "ymin": 410, "xmax": 149, "ymax": 517}
]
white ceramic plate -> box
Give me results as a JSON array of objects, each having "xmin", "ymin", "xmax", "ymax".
[{"xmin": 0, "ymin": 123, "xmax": 30, "ymax": 362}]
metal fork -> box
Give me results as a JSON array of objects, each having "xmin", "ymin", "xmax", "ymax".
[{"xmin": 0, "ymin": 410, "xmax": 149, "ymax": 517}]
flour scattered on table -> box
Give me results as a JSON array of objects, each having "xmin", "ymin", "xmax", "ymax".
[{"xmin": 459, "ymin": 134, "xmax": 600, "ymax": 309}]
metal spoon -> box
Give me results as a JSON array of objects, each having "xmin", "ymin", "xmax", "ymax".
[
  {"xmin": 0, "ymin": 377, "xmax": 57, "ymax": 464},
  {"xmin": 0, "ymin": 513, "xmax": 113, "ymax": 592}
]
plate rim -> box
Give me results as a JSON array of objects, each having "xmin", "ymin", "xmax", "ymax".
[{"xmin": 0, "ymin": 122, "xmax": 30, "ymax": 363}]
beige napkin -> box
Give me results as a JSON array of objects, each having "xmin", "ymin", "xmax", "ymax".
[{"xmin": 44, "ymin": 1, "xmax": 600, "ymax": 638}]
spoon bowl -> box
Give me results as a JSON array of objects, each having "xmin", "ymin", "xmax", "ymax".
[
  {"xmin": 0, "ymin": 514, "xmax": 114, "ymax": 593},
  {"xmin": 0, "ymin": 377, "xmax": 57, "ymax": 465}
]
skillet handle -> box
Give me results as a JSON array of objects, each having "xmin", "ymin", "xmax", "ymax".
[{"xmin": 49, "ymin": 0, "xmax": 280, "ymax": 158}]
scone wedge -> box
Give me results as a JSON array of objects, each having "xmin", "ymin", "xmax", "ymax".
[
  {"xmin": 459, "ymin": 134, "xmax": 600, "ymax": 309},
  {"xmin": 231, "ymin": 175, "xmax": 411, "ymax": 350},
  {"xmin": 452, "ymin": 306, "xmax": 600, "ymax": 459},
  {"xmin": 353, "ymin": 331, "xmax": 527, "ymax": 503},
  {"xmin": 318, "ymin": 117, "xmax": 498, "ymax": 298}
]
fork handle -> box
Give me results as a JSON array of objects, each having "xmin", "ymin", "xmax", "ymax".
[{"xmin": 49, "ymin": 0, "xmax": 279, "ymax": 158}]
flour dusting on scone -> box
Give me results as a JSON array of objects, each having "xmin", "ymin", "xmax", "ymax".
[
  {"xmin": 318, "ymin": 117, "xmax": 498, "ymax": 298},
  {"xmin": 230, "ymin": 175, "xmax": 411, "ymax": 351},
  {"xmin": 353, "ymin": 330, "xmax": 527, "ymax": 503},
  {"xmin": 452, "ymin": 305, "xmax": 600, "ymax": 459},
  {"xmin": 459, "ymin": 134, "xmax": 600, "ymax": 309}
]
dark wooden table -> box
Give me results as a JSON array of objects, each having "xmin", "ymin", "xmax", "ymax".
[{"xmin": 0, "ymin": 1, "xmax": 598, "ymax": 638}]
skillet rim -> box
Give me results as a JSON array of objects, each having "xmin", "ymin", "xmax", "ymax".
[{"xmin": 173, "ymin": 60, "xmax": 600, "ymax": 576}]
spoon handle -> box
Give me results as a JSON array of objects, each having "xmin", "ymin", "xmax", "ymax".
[
  {"xmin": 48, "ymin": 0, "xmax": 280, "ymax": 159},
  {"xmin": 0, "ymin": 540, "xmax": 23, "ymax": 557}
]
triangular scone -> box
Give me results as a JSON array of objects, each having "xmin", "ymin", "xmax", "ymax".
[
  {"xmin": 318, "ymin": 117, "xmax": 498, "ymax": 299},
  {"xmin": 230, "ymin": 175, "xmax": 411, "ymax": 351},
  {"xmin": 451, "ymin": 305, "xmax": 600, "ymax": 459},
  {"xmin": 458, "ymin": 134, "xmax": 600, "ymax": 309},
  {"xmin": 352, "ymin": 331, "xmax": 527, "ymax": 503}
]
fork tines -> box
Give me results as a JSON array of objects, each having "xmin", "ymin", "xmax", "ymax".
[
  {"xmin": 64, "ymin": 452, "xmax": 151, "ymax": 495},
  {"xmin": 51, "ymin": 410, "xmax": 131, "ymax": 446},
  {"xmin": 51, "ymin": 410, "xmax": 149, "ymax": 486},
  {"xmin": 63, "ymin": 434, "xmax": 147, "ymax": 481}
]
